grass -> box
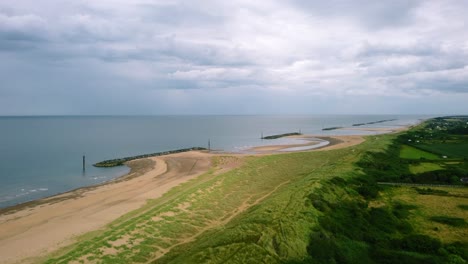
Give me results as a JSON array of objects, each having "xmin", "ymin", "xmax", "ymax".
[
  {"xmin": 409, "ymin": 162, "xmax": 443, "ymax": 174},
  {"xmin": 43, "ymin": 120, "xmax": 468, "ymax": 263},
  {"xmin": 414, "ymin": 188, "xmax": 449, "ymax": 195},
  {"xmin": 400, "ymin": 145, "xmax": 440, "ymax": 160},
  {"xmin": 384, "ymin": 187, "xmax": 468, "ymax": 244},
  {"xmin": 45, "ymin": 136, "xmax": 378, "ymax": 264},
  {"xmin": 417, "ymin": 143, "xmax": 468, "ymax": 158}
]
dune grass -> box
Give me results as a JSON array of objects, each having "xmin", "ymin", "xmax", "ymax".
[
  {"xmin": 43, "ymin": 127, "xmax": 467, "ymax": 263},
  {"xmin": 45, "ymin": 136, "xmax": 378, "ymax": 264}
]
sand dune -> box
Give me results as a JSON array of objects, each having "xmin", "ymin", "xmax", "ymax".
[{"xmin": 0, "ymin": 130, "xmax": 400, "ymax": 263}]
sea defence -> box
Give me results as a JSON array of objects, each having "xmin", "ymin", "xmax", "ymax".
[
  {"xmin": 93, "ymin": 147, "xmax": 207, "ymax": 167},
  {"xmin": 352, "ymin": 119, "xmax": 397, "ymax": 126},
  {"xmin": 322, "ymin": 126, "xmax": 343, "ymax": 131},
  {"xmin": 261, "ymin": 132, "xmax": 302, "ymax": 139}
]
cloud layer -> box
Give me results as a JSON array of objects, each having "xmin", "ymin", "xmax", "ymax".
[{"xmin": 1, "ymin": 0, "xmax": 467, "ymax": 114}]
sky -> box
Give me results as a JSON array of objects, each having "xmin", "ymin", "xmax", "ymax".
[{"xmin": 0, "ymin": 0, "xmax": 467, "ymax": 115}]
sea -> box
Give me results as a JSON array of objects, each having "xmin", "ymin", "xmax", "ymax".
[{"xmin": 0, "ymin": 115, "xmax": 430, "ymax": 209}]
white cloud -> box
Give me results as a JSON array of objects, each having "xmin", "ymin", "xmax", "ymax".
[{"xmin": 0, "ymin": 0, "xmax": 467, "ymax": 114}]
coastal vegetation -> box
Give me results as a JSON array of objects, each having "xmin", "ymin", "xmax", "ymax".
[
  {"xmin": 44, "ymin": 116, "xmax": 467, "ymax": 263},
  {"xmin": 93, "ymin": 147, "xmax": 207, "ymax": 167}
]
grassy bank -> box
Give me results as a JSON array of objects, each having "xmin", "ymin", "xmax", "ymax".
[
  {"xmin": 44, "ymin": 118, "xmax": 467, "ymax": 263},
  {"xmin": 45, "ymin": 135, "xmax": 373, "ymax": 263}
]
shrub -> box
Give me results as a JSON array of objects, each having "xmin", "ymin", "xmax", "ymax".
[{"xmin": 430, "ymin": 216, "xmax": 467, "ymax": 227}]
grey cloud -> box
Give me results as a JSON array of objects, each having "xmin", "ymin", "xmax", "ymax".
[
  {"xmin": 136, "ymin": 3, "xmax": 225, "ymax": 27},
  {"xmin": 356, "ymin": 42, "xmax": 441, "ymax": 58},
  {"xmin": 291, "ymin": 0, "xmax": 422, "ymax": 30},
  {"xmin": 0, "ymin": 0, "xmax": 467, "ymax": 115},
  {"xmin": 0, "ymin": 12, "xmax": 49, "ymax": 51}
]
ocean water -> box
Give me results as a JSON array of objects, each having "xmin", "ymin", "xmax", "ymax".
[{"xmin": 0, "ymin": 115, "xmax": 428, "ymax": 208}]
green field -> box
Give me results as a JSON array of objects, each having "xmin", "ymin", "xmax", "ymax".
[
  {"xmin": 409, "ymin": 162, "xmax": 443, "ymax": 174},
  {"xmin": 383, "ymin": 187, "xmax": 468, "ymax": 243},
  {"xmin": 417, "ymin": 143, "xmax": 468, "ymax": 158},
  {"xmin": 400, "ymin": 144, "xmax": 440, "ymax": 160}
]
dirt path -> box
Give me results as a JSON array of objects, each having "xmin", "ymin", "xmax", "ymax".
[{"xmin": 146, "ymin": 179, "xmax": 291, "ymax": 263}]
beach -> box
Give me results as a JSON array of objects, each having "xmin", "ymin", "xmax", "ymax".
[
  {"xmin": 0, "ymin": 152, "xmax": 215, "ymax": 263},
  {"xmin": 0, "ymin": 126, "xmax": 409, "ymax": 263}
]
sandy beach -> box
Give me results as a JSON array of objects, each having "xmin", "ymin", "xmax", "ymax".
[
  {"xmin": 0, "ymin": 128, "xmax": 406, "ymax": 263},
  {"xmin": 0, "ymin": 151, "xmax": 216, "ymax": 263}
]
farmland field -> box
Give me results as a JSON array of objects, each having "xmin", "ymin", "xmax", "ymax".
[
  {"xmin": 416, "ymin": 143, "xmax": 468, "ymax": 159},
  {"xmin": 399, "ymin": 144, "xmax": 440, "ymax": 160},
  {"xmin": 409, "ymin": 162, "xmax": 443, "ymax": 174}
]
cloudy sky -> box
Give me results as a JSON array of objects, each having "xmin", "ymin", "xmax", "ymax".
[{"xmin": 1, "ymin": 0, "xmax": 467, "ymax": 115}]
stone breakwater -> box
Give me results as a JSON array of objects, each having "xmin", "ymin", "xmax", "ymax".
[
  {"xmin": 262, "ymin": 132, "xmax": 302, "ymax": 140},
  {"xmin": 93, "ymin": 147, "xmax": 207, "ymax": 167}
]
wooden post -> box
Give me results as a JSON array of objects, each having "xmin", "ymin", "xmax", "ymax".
[{"xmin": 82, "ymin": 155, "xmax": 86, "ymax": 171}]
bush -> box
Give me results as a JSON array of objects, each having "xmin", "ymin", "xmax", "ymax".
[
  {"xmin": 414, "ymin": 188, "xmax": 449, "ymax": 195},
  {"xmin": 307, "ymin": 231, "xmax": 342, "ymax": 263},
  {"xmin": 430, "ymin": 216, "xmax": 467, "ymax": 227},
  {"xmin": 357, "ymin": 184, "xmax": 379, "ymax": 199},
  {"xmin": 394, "ymin": 234, "xmax": 442, "ymax": 254}
]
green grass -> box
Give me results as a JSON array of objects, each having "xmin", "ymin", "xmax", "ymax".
[
  {"xmin": 417, "ymin": 143, "xmax": 468, "ymax": 158},
  {"xmin": 400, "ymin": 145, "xmax": 440, "ymax": 160},
  {"xmin": 409, "ymin": 162, "xmax": 443, "ymax": 174},
  {"xmin": 45, "ymin": 135, "xmax": 382, "ymax": 264},
  {"xmin": 43, "ymin": 120, "xmax": 468, "ymax": 264},
  {"xmin": 385, "ymin": 186, "xmax": 468, "ymax": 244}
]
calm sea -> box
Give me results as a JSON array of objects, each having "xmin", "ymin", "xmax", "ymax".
[{"xmin": 0, "ymin": 115, "xmax": 429, "ymax": 208}]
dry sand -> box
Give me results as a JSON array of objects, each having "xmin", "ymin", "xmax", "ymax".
[
  {"xmin": 0, "ymin": 151, "xmax": 214, "ymax": 264},
  {"xmin": 0, "ymin": 126, "xmax": 409, "ymax": 263}
]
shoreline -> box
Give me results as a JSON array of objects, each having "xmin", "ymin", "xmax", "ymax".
[
  {"xmin": 0, "ymin": 124, "xmax": 415, "ymax": 263},
  {"xmin": 0, "ymin": 124, "xmax": 414, "ymax": 215},
  {"xmin": 0, "ymin": 159, "xmax": 156, "ymax": 216},
  {"xmin": 0, "ymin": 151, "xmax": 216, "ymax": 263}
]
